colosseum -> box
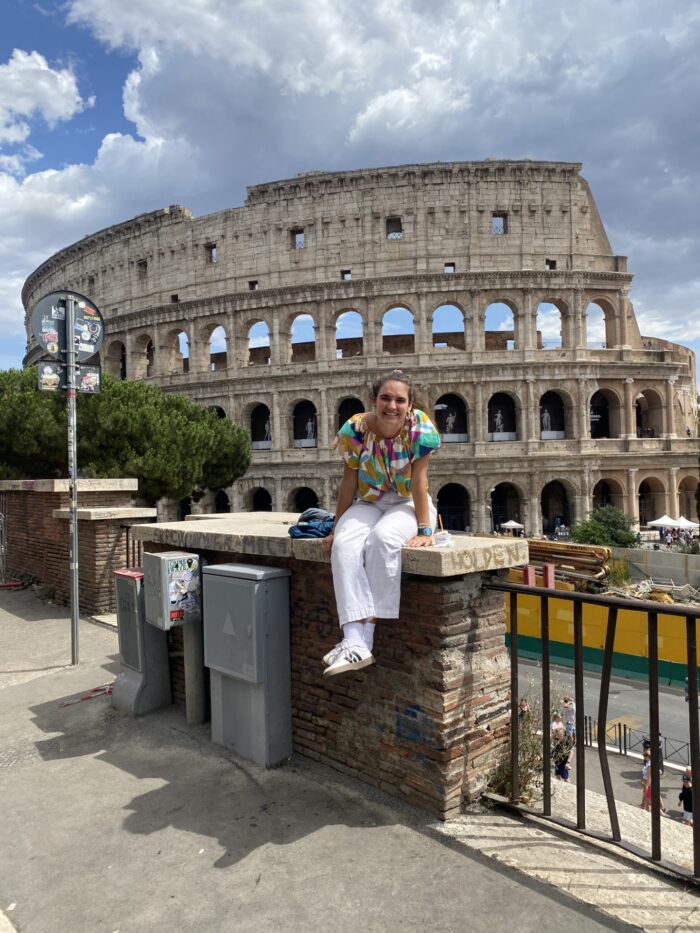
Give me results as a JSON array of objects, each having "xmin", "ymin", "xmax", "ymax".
[{"xmin": 22, "ymin": 159, "xmax": 700, "ymax": 533}]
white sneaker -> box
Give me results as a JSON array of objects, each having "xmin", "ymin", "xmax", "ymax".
[
  {"xmin": 323, "ymin": 643, "xmax": 374, "ymax": 677},
  {"xmin": 322, "ymin": 639, "xmax": 350, "ymax": 667}
]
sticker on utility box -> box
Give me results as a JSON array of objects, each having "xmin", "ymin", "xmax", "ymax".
[{"xmin": 167, "ymin": 556, "xmax": 200, "ymax": 623}]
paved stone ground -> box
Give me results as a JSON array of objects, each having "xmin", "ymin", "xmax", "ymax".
[{"xmin": 1, "ymin": 586, "xmax": 699, "ymax": 931}]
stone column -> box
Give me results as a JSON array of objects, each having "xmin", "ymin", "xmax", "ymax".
[
  {"xmin": 521, "ymin": 289, "xmax": 534, "ymax": 350},
  {"xmin": 524, "ymin": 378, "xmax": 535, "ymax": 442},
  {"xmin": 576, "ymin": 378, "xmax": 589, "ymax": 439},
  {"xmin": 365, "ymin": 304, "xmax": 378, "ymax": 357},
  {"xmin": 271, "ymin": 316, "xmax": 282, "ymax": 365},
  {"xmin": 529, "ymin": 473, "xmax": 542, "ymax": 537},
  {"xmin": 475, "ymin": 473, "xmax": 488, "ymax": 533},
  {"xmin": 273, "ymin": 476, "xmax": 283, "ymax": 511},
  {"xmin": 416, "ymin": 294, "xmax": 430, "ymax": 353},
  {"xmin": 474, "ymin": 381, "xmax": 484, "ymax": 442},
  {"xmin": 580, "ymin": 468, "xmax": 591, "ymax": 520},
  {"xmin": 572, "ymin": 288, "xmax": 585, "ymax": 349},
  {"xmin": 470, "ymin": 290, "xmax": 484, "ymax": 352},
  {"xmin": 665, "ymin": 377, "xmax": 677, "ymax": 437},
  {"xmin": 626, "ymin": 468, "xmax": 639, "ymax": 526},
  {"xmin": 272, "ymin": 400, "xmax": 283, "ymax": 452},
  {"xmin": 318, "ymin": 389, "xmax": 329, "ymax": 450},
  {"xmin": 668, "ymin": 467, "xmax": 679, "ymax": 518},
  {"xmin": 623, "ymin": 378, "xmax": 636, "ymax": 438},
  {"xmin": 618, "ymin": 288, "xmax": 629, "ymax": 348}
]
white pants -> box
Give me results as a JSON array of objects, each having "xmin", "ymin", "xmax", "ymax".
[{"xmin": 331, "ymin": 491, "xmax": 436, "ymax": 627}]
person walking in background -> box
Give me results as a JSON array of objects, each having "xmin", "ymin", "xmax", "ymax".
[
  {"xmin": 563, "ymin": 696, "xmax": 576, "ymax": 738},
  {"xmin": 679, "ymin": 769, "xmax": 693, "ymax": 826}
]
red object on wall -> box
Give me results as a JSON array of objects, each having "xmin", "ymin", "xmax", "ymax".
[
  {"xmin": 523, "ymin": 565, "xmax": 536, "ymax": 586},
  {"xmin": 542, "ymin": 563, "xmax": 556, "ymax": 588}
]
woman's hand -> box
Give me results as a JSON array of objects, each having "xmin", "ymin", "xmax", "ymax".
[
  {"xmin": 406, "ymin": 533, "xmax": 433, "ymax": 549},
  {"xmin": 322, "ymin": 532, "xmax": 335, "ymax": 557}
]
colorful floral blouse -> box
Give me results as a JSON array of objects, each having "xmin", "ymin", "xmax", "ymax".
[{"xmin": 334, "ymin": 409, "xmax": 441, "ymax": 501}]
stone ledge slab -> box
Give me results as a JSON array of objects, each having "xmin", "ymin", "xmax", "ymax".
[
  {"xmin": 132, "ymin": 513, "xmax": 528, "ymax": 577},
  {"xmin": 0, "ymin": 479, "xmax": 139, "ymax": 492},
  {"xmin": 52, "ymin": 507, "xmax": 158, "ymax": 521}
]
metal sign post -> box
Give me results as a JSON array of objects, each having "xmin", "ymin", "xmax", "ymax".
[
  {"xmin": 31, "ymin": 290, "xmax": 105, "ymax": 667},
  {"xmin": 66, "ymin": 295, "xmax": 80, "ymax": 665}
]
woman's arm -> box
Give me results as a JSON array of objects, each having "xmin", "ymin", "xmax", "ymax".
[
  {"xmin": 406, "ymin": 454, "xmax": 433, "ymax": 549},
  {"xmin": 322, "ymin": 464, "xmax": 358, "ymax": 556}
]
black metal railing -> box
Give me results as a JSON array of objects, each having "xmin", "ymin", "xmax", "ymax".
[
  {"xmin": 486, "ymin": 580, "xmax": 700, "ymax": 883},
  {"xmin": 580, "ymin": 717, "xmax": 691, "ymax": 768}
]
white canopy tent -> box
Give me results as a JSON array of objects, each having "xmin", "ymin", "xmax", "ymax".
[
  {"xmin": 501, "ymin": 519, "xmax": 524, "ymax": 529},
  {"xmin": 677, "ymin": 516, "xmax": 700, "ymax": 529},
  {"xmin": 647, "ymin": 514, "xmax": 682, "ymax": 528}
]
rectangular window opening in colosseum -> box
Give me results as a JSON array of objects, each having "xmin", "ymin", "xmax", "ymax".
[
  {"xmin": 291, "ymin": 228, "xmax": 305, "ymax": 249},
  {"xmin": 171, "ymin": 294, "xmax": 179, "ymax": 303},
  {"xmin": 386, "ymin": 217, "xmax": 403, "ymax": 239},
  {"xmin": 137, "ymin": 259, "xmax": 148, "ymax": 278},
  {"xmin": 545, "ymin": 258, "xmax": 557, "ymax": 270},
  {"xmin": 248, "ymin": 280, "xmax": 258, "ymax": 291},
  {"xmin": 341, "ymin": 269, "xmax": 352, "ymax": 280},
  {"xmin": 491, "ymin": 213, "xmax": 508, "ymax": 235},
  {"xmin": 444, "ymin": 262, "xmax": 455, "ymax": 273},
  {"xmin": 206, "ymin": 243, "xmax": 218, "ymax": 263}
]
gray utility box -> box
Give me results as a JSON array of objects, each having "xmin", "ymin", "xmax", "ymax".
[
  {"xmin": 112, "ymin": 568, "xmax": 172, "ymax": 715},
  {"xmin": 144, "ymin": 551, "xmax": 202, "ymax": 630},
  {"xmin": 203, "ymin": 563, "xmax": 292, "ymax": 767}
]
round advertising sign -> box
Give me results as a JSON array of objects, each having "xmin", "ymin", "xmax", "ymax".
[{"xmin": 30, "ymin": 290, "xmax": 105, "ymax": 362}]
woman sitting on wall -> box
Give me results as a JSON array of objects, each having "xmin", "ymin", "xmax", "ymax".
[{"xmin": 321, "ymin": 370, "xmax": 440, "ymax": 676}]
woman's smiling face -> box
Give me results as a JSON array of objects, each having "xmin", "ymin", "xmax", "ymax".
[{"xmin": 373, "ymin": 380, "xmax": 411, "ymax": 436}]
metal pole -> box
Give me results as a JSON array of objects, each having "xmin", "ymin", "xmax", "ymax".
[{"xmin": 66, "ymin": 295, "xmax": 79, "ymax": 665}]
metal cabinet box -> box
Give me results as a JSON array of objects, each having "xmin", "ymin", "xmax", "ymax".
[
  {"xmin": 144, "ymin": 550, "xmax": 201, "ymax": 630},
  {"xmin": 202, "ymin": 563, "xmax": 292, "ymax": 767},
  {"xmin": 112, "ymin": 568, "xmax": 172, "ymax": 715}
]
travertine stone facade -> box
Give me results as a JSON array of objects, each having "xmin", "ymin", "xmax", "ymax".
[{"xmin": 22, "ymin": 160, "xmax": 699, "ymax": 531}]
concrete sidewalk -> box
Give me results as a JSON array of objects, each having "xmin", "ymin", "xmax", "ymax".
[{"xmin": 0, "ymin": 587, "xmax": 683, "ymax": 932}]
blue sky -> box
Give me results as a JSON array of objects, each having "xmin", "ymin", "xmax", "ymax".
[{"xmin": 1, "ymin": 0, "xmax": 699, "ymax": 370}]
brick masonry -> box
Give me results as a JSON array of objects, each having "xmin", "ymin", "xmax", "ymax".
[
  {"xmin": 0, "ymin": 485, "xmax": 150, "ymax": 613},
  {"xmin": 145, "ymin": 541, "xmax": 510, "ymax": 820}
]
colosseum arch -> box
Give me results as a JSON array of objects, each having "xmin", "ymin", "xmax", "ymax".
[
  {"xmin": 291, "ymin": 399, "xmax": 318, "ymax": 448},
  {"xmin": 105, "ymin": 339, "xmax": 126, "ymax": 379},
  {"xmin": 634, "ymin": 387, "xmax": 664, "ymax": 438},
  {"xmin": 431, "ymin": 303, "xmax": 465, "ymax": 351},
  {"xmin": 638, "ymin": 476, "xmax": 666, "ymax": 526},
  {"xmin": 214, "ymin": 489, "xmax": 231, "ymax": 513},
  {"xmin": 585, "ymin": 297, "xmax": 617, "ymax": 349},
  {"xmin": 535, "ymin": 301, "xmax": 565, "ymax": 350},
  {"xmin": 247, "ymin": 486, "xmax": 272, "ymax": 511},
  {"xmin": 434, "ymin": 393, "xmax": 469, "ymax": 442},
  {"xmin": 288, "ymin": 486, "xmax": 319, "ymax": 512},
  {"xmin": 382, "ymin": 305, "xmax": 415, "ymax": 355},
  {"xmin": 539, "ymin": 389, "xmax": 571, "ymax": 439},
  {"xmin": 244, "ymin": 319, "xmax": 271, "ymax": 366},
  {"xmin": 334, "ymin": 310, "xmax": 364, "ymax": 358},
  {"xmin": 592, "ymin": 478, "xmax": 624, "ymax": 511},
  {"xmin": 163, "ymin": 327, "xmax": 190, "ymax": 374},
  {"xmin": 250, "ymin": 403, "xmax": 272, "ymax": 449},
  {"xmin": 132, "ymin": 333, "xmax": 155, "ymax": 379},
  {"xmin": 589, "ymin": 388, "xmax": 622, "ymax": 438},
  {"xmin": 337, "ymin": 396, "xmax": 364, "ymax": 431},
  {"xmin": 207, "ymin": 404, "xmax": 227, "ymax": 419},
  {"xmin": 203, "ymin": 323, "xmax": 228, "ymax": 371},
  {"xmin": 678, "ymin": 475, "xmax": 699, "ymax": 519},
  {"xmin": 289, "ymin": 312, "xmax": 317, "ymax": 363},
  {"xmin": 437, "ymin": 482, "xmax": 471, "ymax": 531},
  {"xmin": 540, "ymin": 479, "xmax": 574, "ymax": 533},
  {"xmin": 490, "ymin": 481, "xmax": 525, "ymax": 530},
  {"xmin": 488, "ymin": 391, "xmax": 520, "ymax": 441},
  {"xmin": 483, "ymin": 299, "xmax": 518, "ymax": 351}
]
